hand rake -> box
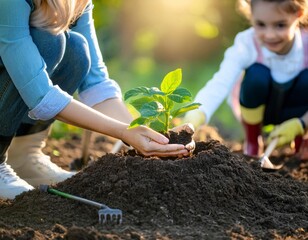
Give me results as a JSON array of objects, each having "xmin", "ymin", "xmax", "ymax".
[
  {"xmin": 258, "ymin": 138, "xmax": 283, "ymax": 171},
  {"xmin": 39, "ymin": 184, "xmax": 122, "ymax": 224}
]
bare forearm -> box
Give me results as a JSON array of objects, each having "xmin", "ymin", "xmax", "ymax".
[
  {"xmin": 55, "ymin": 99, "xmax": 127, "ymax": 140},
  {"xmin": 54, "ymin": 99, "xmax": 191, "ymax": 158},
  {"xmin": 92, "ymin": 98, "xmax": 133, "ymax": 123}
]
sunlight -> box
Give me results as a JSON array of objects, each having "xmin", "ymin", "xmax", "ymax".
[
  {"xmin": 194, "ymin": 19, "xmax": 219, "ymax": 39},
  {"xmin": 161, "ymin": 0, "xmax": 193, "ymax": 9},
  {"xmin": 116, "ymin": 0, "xmax": 225, "ymax": 61}
]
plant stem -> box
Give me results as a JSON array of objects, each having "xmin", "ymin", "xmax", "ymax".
[
  {"xmin": 165, "ymin": 111, "xmax": 170, "ymax": 133},
  {"xmin": 163, "ymin": 95, "xmax": 170, "ymax": 133}
]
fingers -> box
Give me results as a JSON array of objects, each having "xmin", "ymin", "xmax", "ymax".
[
  {"xmin": 267, "ymin": 118, "xmax": 305, "ymax": 147},
  {"xmin": 172, "ymin": 123, "xmax": 195, "ymax": 134},
  {"xmin": 267, "ymin": 127, "xmax": 281, "ymax": 145},
  {"xmin": 267, "ymin": 128, "xmax": 288, "ymax": 147},
  {"xmin": 142, "ymin": 149, "xmax": 190, "ymax": 158},
  {"xmin": 185, "ymin": 140, "xmax": 195, "ymax": 151},
  {"xmin": 266, "ymin": 135, "xmax": 275, "ymax": 145},
  {"xmin": 267, "ymin": 133, "xmax": 288, "ymax": 147},
  {"xmin": 127, "ymin": 125, "xmax": 194, "ymax": 158},
  {"xmin": 184, "ymin": 123, "xmax": 195, "ymax": 133},
  {"xmin": 139, "ymin": 127, "xmax": 169, "ymax": 145},
  {"xmin": 277, "ymin": 136, "xmax": 288, "ymax": 147},
  {"xmin": 137, "ymin": 142, "xmax": 191, "ymax": 157}
]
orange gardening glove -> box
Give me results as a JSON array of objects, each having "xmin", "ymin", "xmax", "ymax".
[{"xmin": 267, "ymin": 118, "xmax": 305, "ymax": 147}]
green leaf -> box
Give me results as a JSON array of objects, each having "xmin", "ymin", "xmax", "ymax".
[
  {"xmin": 172, "ymin": 88, "xmax": 192, "ymax": 99},
  {"xmin": 171, "ymin": 103, "xmax": 201, "ymax": 118},
  {"xmin": 124, "ymin": 87, "xmax": 151, "ymax": 101},
  {"xmin": 153, "ymin": 95, "xmax": 166, "ymax": 105},
  {"xmin": 149, "ymin": 87, "xmax": 165, "ymax": 96},
  {"xmin": 149, "ymin": 120, "xmax": 166, "ymax": 133},
  {"xmin": 128, "ymin": 117, "xmax": 148, "ymax": 129},
  {"xmin": 52, "ymin": 150, "xmax": 60, "ymax": 157},
  {"xmin": 168, "ymin": 88, "xmax": 192, "ymax": 103},
  {"xmin": 139, "ymin": 102, "xmax": 163, "ymax": 117},
  {"xmin": 129, "ymin": 97, "xmax": 153, "ymax": 111},
  {"xmin": 161, "ymin": 68, "xmax": 182, "ymax": 94},
  {"xmin": 124, "ymin": 68, "xmax": 201, "ymax": 133},
  {"xmin": 168, "ymin": 94, "xmax": 191, "ymax": 103}
]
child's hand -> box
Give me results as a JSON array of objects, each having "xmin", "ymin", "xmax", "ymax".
[
  {"xmin": 183, "ymin": 109, "xmax": 206, "ymax": 130},
  {"xmin": 267, "ymin": 118, "xmax": 305, "ymax": 147},
  {"xmin": 122, "ymin": 126, "xmax": 189, "ymax": 157}
]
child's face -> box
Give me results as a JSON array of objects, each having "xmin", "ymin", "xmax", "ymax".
[{"xmin": 251, "ymin": 1, "xmax": 301, "ymax": 55}]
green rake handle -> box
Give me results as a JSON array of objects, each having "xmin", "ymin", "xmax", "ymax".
[
  {"xmin": 39, "ymin": 184, "xmax": 123, "ymax": 224},
  {"xmin": 46, "ymin": 187, "xmax": 109, "ymax": 209},
  {"xmin": 39, "ymin": 184, "xmax": 109, "ymax": 209}
]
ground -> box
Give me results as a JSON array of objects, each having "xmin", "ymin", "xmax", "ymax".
[{"xmin": 0, "ymin": 126, "xmax": 307, "ymax": 240}]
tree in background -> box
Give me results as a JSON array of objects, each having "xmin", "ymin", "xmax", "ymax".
[{"xmin": 93, "ymin": 0, "xmax": 247, "ymax": 63}]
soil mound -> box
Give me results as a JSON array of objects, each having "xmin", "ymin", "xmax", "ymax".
[{"xmin": 0, "ymin": 139, "xmax": 307, "ymax": 239}]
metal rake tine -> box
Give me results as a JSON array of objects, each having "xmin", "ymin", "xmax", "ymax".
[
  {"xmin": 112, "ymin": 211, "xmax": 123, "ymax": 224},
  {"xmin": 98, "ymin": 208, "xmax": 122, "ymax": 224},
  {"xmin": 99, "ymin": 213, "xmax": 122, "ymax": 224}
]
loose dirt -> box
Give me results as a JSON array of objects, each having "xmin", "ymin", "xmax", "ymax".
[{"xmin": 0, "ymin": 126, "xmax": 307, "ymax": 240}]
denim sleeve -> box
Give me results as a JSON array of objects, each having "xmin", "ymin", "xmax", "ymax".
[
  {"xmin": 0, "ymin": 0, "xmax": 72, "ymax": 120},
  {"xmin": 71, "ymin": 1, "xmax": 122, "ymax": 107}
]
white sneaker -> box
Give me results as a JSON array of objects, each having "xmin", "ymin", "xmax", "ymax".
[
  {"xmin": 0, "ymin": 162, "xmax": 34, "ymax": 199},
  {"xmin": 7, "ymin": 128, "xmax": 76, "ymax": 187},
  {"xmin": 14, "ymin": 154, "xmax": 76, "ymax": 186}
]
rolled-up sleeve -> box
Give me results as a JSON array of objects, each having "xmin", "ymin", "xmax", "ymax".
[
  {"xmin": 0, "ymin": 0, "xmax": 72, "ymax": 120},
  {"xmin": 71, "ymin": 1, "xmax": 122, "ymax": 107}
]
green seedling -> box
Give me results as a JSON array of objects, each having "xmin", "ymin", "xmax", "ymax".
[{"xmin": 124, "ymin": 68, "xmax": 201, "ymax": 134}]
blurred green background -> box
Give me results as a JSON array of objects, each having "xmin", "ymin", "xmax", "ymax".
[{"xmin": 52, "ymin": 0, "xmax": 250, "ymax": 141}]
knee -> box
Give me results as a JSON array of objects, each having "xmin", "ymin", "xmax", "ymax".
[
  {"xmin": 240, "ymin": 64, "xmax": 271, "ymax": 107},
  {"xmin": 243, "ymin": 64, "xmax": 271, "ymax": 91},
  {"xmin": 30, "ymin": 28, "xmax": 66, "ymax": 73},
  {"xmin": 297, "ymin": 69, "xmax": 308, "ymax": 88},
  {"xmin": 65, "ymin": 31, "xmax": 91, "ymax": 79}
]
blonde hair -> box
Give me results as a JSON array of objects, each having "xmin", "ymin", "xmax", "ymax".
[
  {"xmin": 237, "ymin": 0, "xmax": 308, "ymax": 26},
  {"xmin": 30, "ymin": 0, "xmax": 90, "ymax": 34}
]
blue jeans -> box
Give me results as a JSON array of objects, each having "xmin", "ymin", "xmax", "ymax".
[
  {"xmin": 0, "ymin": 28, "xmax": 90, "ymax": 137},
  {"xmin": 240, "ymin": 63, "xmax": 308, "ymax": 125}
]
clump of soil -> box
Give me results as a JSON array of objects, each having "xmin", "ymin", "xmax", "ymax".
[
  {"xmin": 0, "ymin": 127, "xmax": 307, "ymax": 239},
  {"xmin": 167, "ymin": 129, "xmax": 193, "ymax": 145}
]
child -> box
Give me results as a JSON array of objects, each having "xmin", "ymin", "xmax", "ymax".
[
  {"xmin": 184, "ymin": 0, "xmax": 308, "ymax": 157},
  {"xmin": 0, "ymin": 0, "xmax": 193, "ymax": 199}
]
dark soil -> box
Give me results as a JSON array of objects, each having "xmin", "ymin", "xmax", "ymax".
[
  {"xmin": 167, "ymin": 129, "xmax": 193, "ymax": 145},
  {"xmin": 0, "ymin": 126, "xmax": 307, "ymax": 240}
]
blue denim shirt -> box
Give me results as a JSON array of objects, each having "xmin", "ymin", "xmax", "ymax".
[{"xmin": 0, "ymin": 0, "xmax": 121, "ymax": 121}]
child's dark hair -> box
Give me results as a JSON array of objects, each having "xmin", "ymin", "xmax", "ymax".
[{"xmin": 237, "ymin": 0, "xmax": 308, "ymax": 27}]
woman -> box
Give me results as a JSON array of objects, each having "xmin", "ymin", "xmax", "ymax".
[{"xmin": 0, "ymin": 0, "xmax": 193, "ymax": 199}]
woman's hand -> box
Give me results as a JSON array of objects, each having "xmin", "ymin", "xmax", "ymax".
[
  {"xmin": 171, "ymin": 123, "xmax": 195, "ymax": 154},
  {"xmin": 57, "ymin": 99, "xmax": 191, "ymax": 157},
  {"xmin": 121, "ymin": 125, "xmax": 191, "ymax": 157}
]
